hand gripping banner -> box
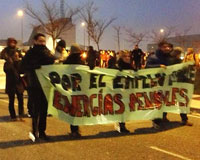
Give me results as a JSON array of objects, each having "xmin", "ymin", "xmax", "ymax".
[{"xmin": 36, "ymin": 62, "xmax": 195, "ymax": 125}]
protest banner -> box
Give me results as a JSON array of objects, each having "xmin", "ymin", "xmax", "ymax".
[{"xmin": 36, "ymin": 62, "xmax": 195, "ymax": 125}]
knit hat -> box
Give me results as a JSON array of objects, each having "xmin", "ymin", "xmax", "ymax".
[
  {"xmin": 7, "ymin": 38, "xmax": 17, "ymax": 45},
  {"xmin": 70, "ymin": 44, "xmax": 82, "ymax": 54}
]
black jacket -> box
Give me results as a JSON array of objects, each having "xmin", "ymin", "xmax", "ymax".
[
  {"xmin": 117, "ymin": 58, "xmax": 133, "ymax": 70},
  {"xmin": 131, "ymin": 48, "xmax": 144, "ymax": 61},
  {"xmin": 108, "ymin": 56, "xmax": 117, "ymax": 69},
  {"xmin": 21, "ymin": 45, "xmax": 55, "ymax": 88},
  {"xmin": 87, "ymin": 50, "xmax": 96, "ymax": 69},
  {"xmin": 4, "ymin": 61, "xmax": 24, "ymax": 94},
  {"xmin": 146, "ymin": 49, "xmax": 170, "ymax": 68},
  {"xmin": 63, "ymin": 53, "xmax": 84, "ymax": 65},
  {"xmin": 1, "ymin": 47, "xmax": 22, "ymax": 61}
]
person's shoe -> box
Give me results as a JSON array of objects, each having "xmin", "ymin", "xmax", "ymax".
[
  {"xmin": 70, "ymin": 132, "xmax": 81, "ymax": 138},
  {"xmin": 181, "ymin": 121, "xmax": 193, "ymax": 126},
  {"xmin": 29, "ymin": 132, "xmax": 38, "ymax": 142},
  {"xmin": 27, "ymin": 113, "xmax": 32, "ymax": 118},
  {"xmin": 114, "ymin": 123, "xmax": 121, "ymax": 133},
  {"xmin": 10, "ymin": 117, "xmax": 17, "ymax": 121},
  {"xmin": 162, "ymin": 117, "xmax": 170, "ymax": 123},
  {"xmin": 18, "ymin": 118, "xmax": 25, "ymax": 122},
  {"xmin": 39, "ymin": 132, "xmax": 50, "ymax": 141},
  {"xmin": 120, "ymin": 127, "xmax": 130, "ymax": 133},
  {"xmin": 152, "ymin": 121, "xmax": 161, "ymax": 129}
]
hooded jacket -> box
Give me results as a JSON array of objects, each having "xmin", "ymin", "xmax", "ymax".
[{"xmin": 146, "ymin": 49, "xmax": 170, "ymax": 68}]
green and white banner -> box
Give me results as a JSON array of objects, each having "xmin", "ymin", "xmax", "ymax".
[{"xmin": 36, "ymin": 62, "xmax": 195, "ymax": 125}]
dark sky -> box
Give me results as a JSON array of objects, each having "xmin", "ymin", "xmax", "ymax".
[{"xmin": 0, "ymin": 0, "xmax": 200, "ymax": 51}]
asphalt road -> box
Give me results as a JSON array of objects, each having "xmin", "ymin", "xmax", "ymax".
[{"xmin": 0, "ymin": 93, "xmax": 200, "ymax": 160}]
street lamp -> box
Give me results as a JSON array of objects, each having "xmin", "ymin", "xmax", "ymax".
[
  {"xmin": 17, "ymin": 10, "xmax": 24, "ymax": 47},
  {"xmin": 160, "ymin": 28, "xmax": 164, "ymax": 33},
  {"xmin": 81, "ymin": 22, "xmax": 86, "ymax": 50}
]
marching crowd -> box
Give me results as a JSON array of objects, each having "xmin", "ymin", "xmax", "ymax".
[{"xmin": 0, "ymin": 33, "xmax": 197, "ymax": 142}]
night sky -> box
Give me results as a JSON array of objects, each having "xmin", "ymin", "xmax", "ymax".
[{"xmin": 0, "ymin": 0, "xmax": 200, "ymax": 51}]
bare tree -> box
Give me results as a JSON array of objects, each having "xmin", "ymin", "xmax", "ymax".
[
  {"xmin": 125, "ymin": 28, "xmax": 147, "ymax": 47},
  {"xmin": 149, "ymin": 26, "xmax": 176, "ymax": 43},
  {"xmin": 25, "ymin": 0, "xmax": 81, "ymax": 50},
  {"xmin": 174, "ymin": 27, "xmax": 192, "ymax": 53},
  {"xmin": 79, "ymin": 1, "xmax": 116, "ymax": 51},
  {"xmin": 113, "ymin": 25, "xmax": 122, "ymax": 51}
]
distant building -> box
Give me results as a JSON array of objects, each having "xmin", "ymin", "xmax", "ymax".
[
  {"xmin": 147, "ymin": 34, "xmax": 200, "ymax": 53},
  {"xmin": 27, "ymin": 18, "xmax": 76, "ymax": 51}
]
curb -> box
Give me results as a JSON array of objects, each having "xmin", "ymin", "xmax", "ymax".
[{"xmin": 190, "ymin": 107, "xmax": 200, "ymax": 114}]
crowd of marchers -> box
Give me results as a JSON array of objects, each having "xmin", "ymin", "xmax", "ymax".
[{"xmin": 0, "ymin": 34, "xmax": 197, "ymax": 142}]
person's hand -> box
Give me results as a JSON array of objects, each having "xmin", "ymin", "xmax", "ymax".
[{"xmin": 160, "ymin": 64, "xmax": 166, "ymax": 69}]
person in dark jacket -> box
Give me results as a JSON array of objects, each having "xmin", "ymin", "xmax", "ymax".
[
  {"xmin": 115, "ymin": 50, "xmax": 133, "ymax": 133},
  {"xmin": 163, "ymin": 47, "xmax": 193, "ymax": 126},
  {"xmin": 63, "ymin": 44, "xmax": 84, "ymax": 138},
  {"xmin": 146, "ymin": 41, "xmax": 173, "ymax": 129},
  {"xmin": 146, "ymin": 42, "xmax": 172, "ymax": 69},
  {"xmin": 1, "ymin": 38, "xmax": 22, "ymax": 61},
  {"xmin": 131, "ymin": 45, "xmax": 144, "ymax": 70},
  {"xmin": 146, "ymin": 42, "xmax": 192, "ymax": 128},
  {"xmin": 21, "ymin": 33, "xmax": 55, "ymax": 141},
  {"xmin": 86, "ymin": 46, "xmax": 96, "ymax": 69},
  {"xmin": 4, "ymin": 51, "xmax": 24, "ymax": 120},
  {"xmin": 108, "ymin": 52, "xmax": 117, "ymax": 69}
]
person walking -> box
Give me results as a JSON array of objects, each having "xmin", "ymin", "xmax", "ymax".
[{"xmin": 131, "ymin": 44, "xmax": 144, "ymax": 70}]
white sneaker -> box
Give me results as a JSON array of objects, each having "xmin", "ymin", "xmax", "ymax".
[
  {"xmin": 152, "ymin": 122, "xmax": 160, "ymax": 129},
  {"xmin": 29, "ymin": 132, "xmax": 36, "ymax": 142},
  {"xmin": 114, "ymin": 123, "xmax": 121, "ymax": 133}
]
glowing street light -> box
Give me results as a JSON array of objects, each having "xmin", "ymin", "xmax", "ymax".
[
  {"xmin": 17, "ymin": 10, "xmax": 24, "ymax": 47},
  {"xmin": 17, "ymin": 10, "xmax": 24, "ymax": 17},
  {"xmin": 81, "ymin": 22, "xmax": 85, "ymax": 27},
  {"xmin": 160, "ymin": 28, "xmax": 164, "ymax": 33}
]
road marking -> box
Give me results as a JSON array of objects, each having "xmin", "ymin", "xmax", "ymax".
[{"xmin": 150, "ymin": 146, "xmax": 192, "ymax": 160}]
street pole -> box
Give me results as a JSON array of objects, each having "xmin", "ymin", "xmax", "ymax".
[
  {"xmin": 88, "ymin": 33, "xmax": 90, "ymax": 47},
  {"xmin": 81, "ymin": 22, "xmax": 86, "ymax": 50},
  {"xmin": 84, "ymin": 27, "xmax": 86, "ymax": 50},
  {"xmin": 21, "ymin": 16, "xmax": 23, "ymax": 48},
  {"xmin": 17, "ymin": 10, "xmax": 24, "ymax": 48}
]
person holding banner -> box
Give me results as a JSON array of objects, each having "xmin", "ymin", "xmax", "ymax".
[
  {"xmin": 63, "ymin": 44, "xmax": 85, "ymax": 137},
  {"xmin": 21, "ymin": 33, "xmax": 55, "ymax": 142},
  {"xmin": 112, "ymin": 50, "xmax": 134, "ymax": 133},
  {"xmin": 146, "ymin": 41, "xmax": 173, "ymax": 129},
  {"xmin": 163, "ymin": 47, "xmax": 193, "ymax": 126},
  {"xmin": 146, "ymin": 42, "xmax": 193, "ymax": 128}
]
